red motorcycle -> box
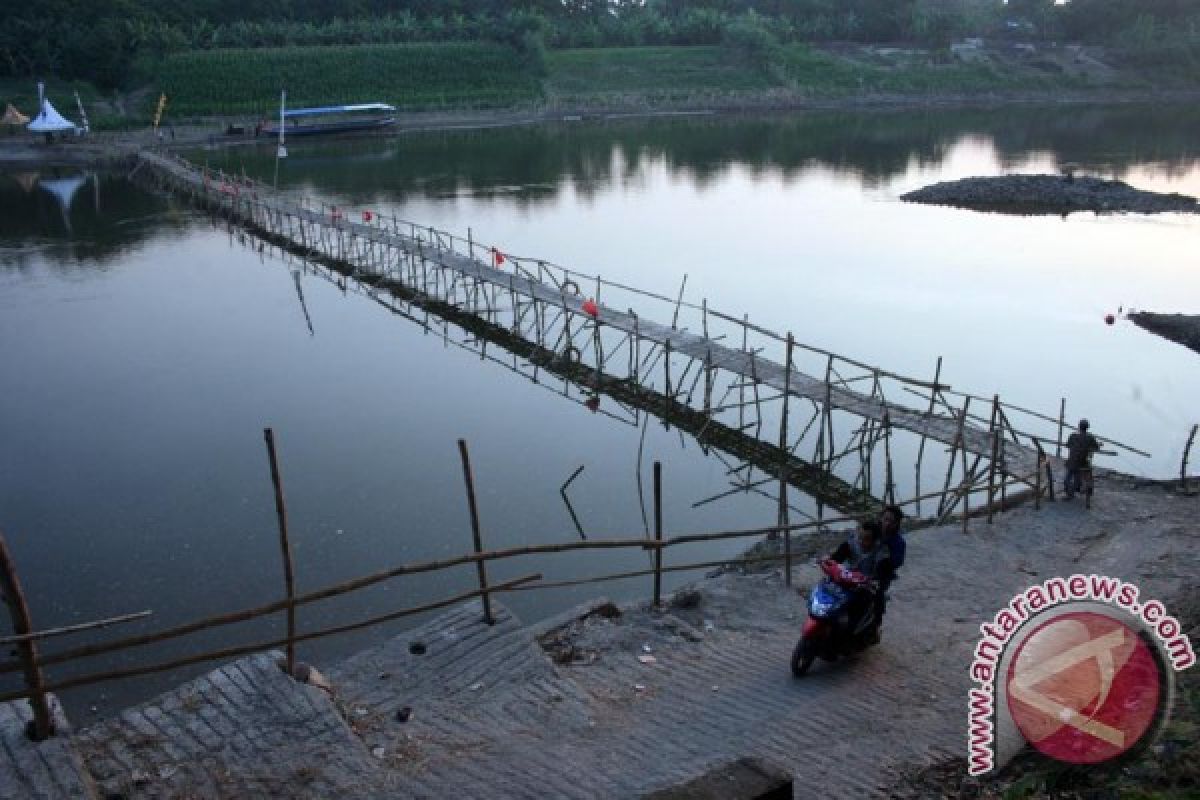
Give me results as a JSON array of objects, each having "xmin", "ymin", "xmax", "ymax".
[{"xmin": 792, "ymin": 559, "xmax": 880, "ymax": 677}]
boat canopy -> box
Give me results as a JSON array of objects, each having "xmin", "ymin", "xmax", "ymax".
[{"xmin": 283, "ymin": 103, "xmax": 396, "ymax": 119}]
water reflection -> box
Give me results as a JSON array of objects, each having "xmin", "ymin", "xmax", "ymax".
[
  {"xmin": 0, "ymin": 171, "xmax": 194, "ymax": 269},
  {"xmin": 197, "ymin": 103, "xmax": 1200, "ymax": 204}
]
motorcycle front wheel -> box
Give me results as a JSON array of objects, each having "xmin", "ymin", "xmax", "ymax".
[{"xmin": 791, "ymin": 638, "xmax": 816, "ymax": 677}]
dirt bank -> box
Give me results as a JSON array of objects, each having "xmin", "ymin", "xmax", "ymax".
[
  {"xmin": 902, "ymin": 174, "xmax": 1200, "ymax": 215},
  {"xmin": 1130, "ymin": 312, "xmax": 1200, "ymax": 357}
]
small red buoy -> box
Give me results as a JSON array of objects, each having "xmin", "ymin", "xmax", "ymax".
[
  {"xmin": 582, "ymin": 298, "xmax": 599, "ymax": 318},
  {"xmin": 585, "ymin": 395, "xmax": 600, "ymax": 413},
  {"xmin": 1104, "ymin": 313, "xmax": 1115, "ymax": 325}
]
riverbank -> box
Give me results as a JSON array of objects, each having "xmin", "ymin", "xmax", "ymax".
[
  {"xmin": 4, "ymin": 473, "xmax": 1196, "ymax": 798},
  {"xmin": 5, "ymin": 86, "xmax": 1200, "ymax": 171}
]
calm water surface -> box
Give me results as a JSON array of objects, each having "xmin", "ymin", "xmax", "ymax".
[{"xmin": 2, "ymin": 104, "xmax": 1197, "ymax": 716}]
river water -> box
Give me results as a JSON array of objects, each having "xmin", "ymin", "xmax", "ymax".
[{"xmin": 2, "ymin": 104, "xmax": 1197, "ymax": 717}]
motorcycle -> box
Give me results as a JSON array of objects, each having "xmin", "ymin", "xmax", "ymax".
[{"xmin": 791, "ymin": 558, "xmax": 881, "ymax": 677}]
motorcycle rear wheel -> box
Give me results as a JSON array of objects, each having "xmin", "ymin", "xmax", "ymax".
[{"xmin": 791, "ymin": 639, "xmax": 816, "ymax": 677}]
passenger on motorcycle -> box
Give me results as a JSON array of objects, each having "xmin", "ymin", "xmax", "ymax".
[
  {"xmin": 873, "ymin": 505, "xmax": 907, "ymax": 633},
  {"xmin": 827, "ymin": 519, "xmax": 892, "ymax": 635}
]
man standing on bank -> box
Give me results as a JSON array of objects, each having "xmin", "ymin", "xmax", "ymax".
[{"xmin": 1064, "ymin": 419, "xmax": 1101, "ymax": 500}]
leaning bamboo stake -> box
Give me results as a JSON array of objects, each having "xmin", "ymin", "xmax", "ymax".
[
  {"xmin": 0, "ymin": 530, "xmax": 54, "ymax": 739},
  {"xmin": 1182, "ymin": 424, "xmax": 1198, "ymax": 491},
  {"xmin": 0, "ymin": 574, "xmax": 540, "ymax": 705},
  {"xmin": 458, "ymin": 440, "xmax": 494, "ymax": 625},
  {"xmin": 263, "ymin": 428, "xmax": 297, "ymax": 678},
  {"xmin": 0, "ymin": 610, "xmax": 152, "ymax": 646}
]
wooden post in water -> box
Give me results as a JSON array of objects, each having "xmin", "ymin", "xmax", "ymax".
[
  {"xmin": 457, "ymin": 440, "xmax": 494, "ymax": 625},
  {"xmin": 653, "ymin": 461, "xmax": 664, "ymax": 607},
  {"xmin": 0, "ymin": 530, "xmax": 54, "ymax": 740},
  {"xmin": 778, "ymin": 334, "xmax": 793, "ymax": 583},
  {"xmin": 263, "ymin": 428, "xmax": 297, "ymax": 678}
]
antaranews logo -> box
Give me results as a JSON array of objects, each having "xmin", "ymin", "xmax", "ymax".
[{"xmin": 967, "ymin": 574, "xmax": 1195, "ymax": 776}]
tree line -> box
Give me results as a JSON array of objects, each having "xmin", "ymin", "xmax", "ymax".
[{"xmin": 3, "ymin": 0, "xmax": 1198, "ymax": 90}]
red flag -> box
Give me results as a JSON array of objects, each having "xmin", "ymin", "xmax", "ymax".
[
  {"xmin": 492, "ymin": 248, "xmax": 505, "ymax": 266},
  {"xmin": 362, "ymin": 210, "xmax": 373, "ymax": 223},
  {"xmin": 582, "ymin": 298, "xmax": 599, "ymax": 318}
]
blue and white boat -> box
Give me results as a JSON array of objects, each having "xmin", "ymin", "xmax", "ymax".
[{"xmin": 261, "ymin": 103, "xmax": 397, "ymax": 138}]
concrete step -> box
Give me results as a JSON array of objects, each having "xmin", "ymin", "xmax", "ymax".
[
  {"xmin": 0, "ymin": 694, "xmax": 97, "ymax": 799},
  {"xmin": 73, "ymin": 651, "xmax": 383, "ymax": 798}
]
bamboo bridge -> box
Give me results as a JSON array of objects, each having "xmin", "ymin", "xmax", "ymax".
[{"xmin": 133, "ymin": 150, "xmax": 1144, "ymax": 523}]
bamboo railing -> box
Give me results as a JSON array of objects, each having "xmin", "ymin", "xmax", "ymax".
[{"xmin": 0, "ymin": 430, "xmax": 1042, "ymax": 725}]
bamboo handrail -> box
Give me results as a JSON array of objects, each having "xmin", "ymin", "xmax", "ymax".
[
  {"xmin": 0, "ymin": 610, "xmax": 152, "ymax": 646},
  {"xmin": 0, "ymin": 471, "xmax": 1019, "ymax": 678}
]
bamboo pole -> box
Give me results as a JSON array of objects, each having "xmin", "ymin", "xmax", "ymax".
[
  {"xmin": 1182, "ymin": 424, "xmax": 1198, "ymax": 491},
  {"xmin": 263, "ymin": 428, "xmax": 297, "ymax": 677},
  {"xmin": 882, "ymin": 412, "xmax": 895, "ymax": 506},
  {"xmin": 1034, "ymin": 441, "xmax": 1044, "ymax": 511},
  {"xmin": 987, "ymin": 396, "xmax": 1000, "ymax": 524},
  {"xmin": 961, "ymin": 431, "xmax": 972, "ymax": 535},
  {"xmin": 1056, "ymin": 397, "xmax": 1066, "ymax": 459},
  {"xmin": 0, "ymin": 574, "xmax": 540, "ymax": 705},
  {"xmin": 0, "ymin": 610, "xmax": 151, "ymax": 646},
  {"xmin": 0, "ymin": 531, "xmax": 54, "ymax": 739},
  {"xmin": 780, "ymin": 333, "xmax": 793, "ymax": 584},
  {"xmin": 458, "ymin": 440, "xmax": 494, "ymax": 625},
  {"xmin": 988, "ymin": 430, "xmax": 1000, "ymax": 524},
  {"xmin": 653, "ymin": 461, "xmax": 664, "ymax": 607}
]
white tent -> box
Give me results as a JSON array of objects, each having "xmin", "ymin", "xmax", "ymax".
[{"xmin": 27, "ymin": 82, "xmax": 78, "ymax": 133}]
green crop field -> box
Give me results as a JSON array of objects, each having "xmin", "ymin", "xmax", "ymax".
[
  {"xmin": 145, "ymin": 42, "xmax": 543, "ymax": 117},
  {"xmin": 546, "ymin": 47, "xmax": 773, "ymax": 95}
]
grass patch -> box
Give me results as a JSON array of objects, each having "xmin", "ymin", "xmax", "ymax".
[{"xmin": 142, "ymin": 42, "xmax": 543, "ymax": 118}]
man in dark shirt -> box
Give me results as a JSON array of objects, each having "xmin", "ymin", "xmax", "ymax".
[{"xmin": 1064, "ymin": 419, "xmax": 1100, "ymax": 499}]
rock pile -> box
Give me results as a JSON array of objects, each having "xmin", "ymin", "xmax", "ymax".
[{"xmin": 902, "ymin": 174, "xmax": 1199, "ymax": 215}]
